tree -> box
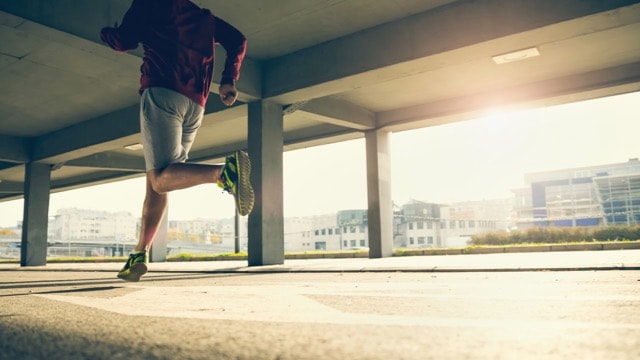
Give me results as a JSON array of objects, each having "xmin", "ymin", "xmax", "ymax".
[
  {"xmin": 189, "ymin": 233, "xmax": 202, "ymax": 243},
  {"xmin": 168, "ymin": 228, "xmax": 184, "ymax": 241},
  {"xmin": 209, "ymin": 234, "xmax": 221, "ymax": 244},
  {"xmin": 0, "ymin": 229, "xmax": 17, "ymax": 236}
]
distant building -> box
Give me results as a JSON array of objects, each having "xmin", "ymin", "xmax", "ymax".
[
  {"xmin": 397, "ymin": 201, "xmax": 440, "ymax": 248},
  {"xmin": 285, "ymin": 216, "xmax": 323, "ymax": 252},
  {"xmin": 284, "ymin": 210, "xmax": 369, "ymax": 252},
  {"xmin": 396, "ymin": 199, "xmax": 512, "ymax": 249},
  {"xmin": 285, "ymin": 201, "xmax": 513, "ymax": 252},
  {"xmin": 513, "ymin": 159, "xmax": 640, "ymax": 228},
  {"xmin": 48, "ymin": 157, "xmax": 640, "ymax": 256},
  {"xmin": 166, "ymin": 217, "xmax": 250, "ymax": 255},
  {"xmin": 282, "ymin": 216, "xmax": 310, "ymax": 251},
  {"xmin": 216, "ymin": 217, "xmax": 247, "ymax": 249},
  {"xmin": 169, "ymin": 218, "xmax": 219, "ymax": 244},
  {"xmin": 337, "ymin": 210, "xmax": 368, "ymax": 250},
  {"xmin": 49, "ymin": 208, "xmax": 137, "ymax": 243}
]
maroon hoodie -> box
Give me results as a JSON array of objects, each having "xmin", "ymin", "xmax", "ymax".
[{"xmin": 100, "ymin": 0, "xmax": 247, "ymax": 107}]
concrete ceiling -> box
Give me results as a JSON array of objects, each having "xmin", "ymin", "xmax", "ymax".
[{"xmin": 1, "ymin": 0, "xmax": 640, "ymax": 201}]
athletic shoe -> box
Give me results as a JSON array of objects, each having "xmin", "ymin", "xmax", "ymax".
[
  {"xmin": 218, "ymin": 151, "xmax": 255, "ymax": 216},
  {"xmin": 117, "ymin": 251, "xmax": 148, "ymax": 282}
]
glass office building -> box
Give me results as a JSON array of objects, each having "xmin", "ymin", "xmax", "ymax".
[{"xmin": 514, "ymin": 159, "xmax": 640, "ymax": 228}]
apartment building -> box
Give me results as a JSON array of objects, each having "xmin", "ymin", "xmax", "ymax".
[
  {"xmin": 337, "ymin": 210, "xmax": 369, "ymax": 250},
  {"xmin": 283, "ymin": 210, "xmax": 369, "ymax": 252},
  {"xmin": 49, "ymin": 208, "xmax": 137, "ymax": 243},
  {"xmin": 397, "ymin": 199, "xmax": 512, "ymax": 249},
  {"xmin": 284, "ymin": 214, "xmax": 344, "ymax": 252}
]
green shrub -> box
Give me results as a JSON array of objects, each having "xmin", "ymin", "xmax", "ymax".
[
  {"xmin": 173, "ymin": 253, "xmax": 193, "ymax": 261},
  {"xmin": 471, "ymin": 225, "xmax": 640, "ymax": 246},
  {"xmin": 593, "ymin": 225, "xmax": 640, "ymax": 241}
]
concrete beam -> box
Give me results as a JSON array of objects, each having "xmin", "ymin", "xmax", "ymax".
[
  {"xmin": 283, "ymin": 131, "xmax": 363, "ymax": 152},
  {"xmin": 31, "ymin": 101, "xmax": 246, "ymax": 166},
  {"xmin": 378, "ymin": 61, "xmax": 640, "ymax": 131},
  {"xmin": 263, "ymin": 0, "xmax": 640, "ymax": 103},
  {"xmin": 187, "ymin": 123, "xmax": 362, "ymax": 157},
  {"xmin": 0, "ymin": 180, "xmax": 22, "ymax": 193},
  {"xmin": 188, "ymin": 141, "xmax": 248, "ymax": 165},
  {"xmin": 203, "ymin": 102, "xmax": 247, "ymax": 123},
  {"xmin": 0, "ymin": 161, "xmax": 21, "ymax": 171},
  {"xmin": 49, "ymin": 170, "xmax": 140, "ymax": 192},
  {"xmin": 0, "ymin": 134, "xmax": 30, "ymax": 163},
  {"xmin": 294, "ymin": 97, "xmax": 376, "ymax": 130},
  {"xmin": 0, "ymin": 170, "xmax": 141, "ymax": 200},
  {"xmin": 283, "ymin": 123, "xmax": 360, "ymax": 147},
  {"xmin": 65, "ymin": 152, "xmax": 146, "ymax": 172},
  {"xmin": 31, "ymin": 105, "xmax": 141, "ymax": 164}
]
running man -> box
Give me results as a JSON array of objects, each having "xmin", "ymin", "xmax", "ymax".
[{"xmin": 100, "ymin": 0, "xmax": 254, "ymax": 281}]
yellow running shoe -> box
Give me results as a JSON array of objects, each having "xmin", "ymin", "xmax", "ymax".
[
  {"xmin": 117, "ymin": 251, "xmax": 148, "ymax": 282},
  {"xmin": 217, "ymin": 151, "xmax": 255, "ymax": 216}
]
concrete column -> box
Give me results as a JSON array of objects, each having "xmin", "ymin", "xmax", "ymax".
[
  {"xmin": 365, "ymin": 129, "xmax": 394, "ymax": 258},
  {"xmin": 234, "ymin": 209, "xmax": 240, "ymax": 253},
  {"xmin": 21, "ymin": 162, "xmax": 51, "ymax": 266},
  {"xmin": 149, "ymin": 207, "xmax": 168, "ymax": 262},
  {"xmin": 247, "ymin": 100, "xmax": 284, "ymax": 266}
]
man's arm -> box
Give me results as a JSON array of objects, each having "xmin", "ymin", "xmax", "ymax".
[
  {"xmin": 100, "ymin": 0, "xmax": 149, "ymax": 51},
  {"xmin": 214, "ymin": 16, "xmax": 247, "ymax": 86}
]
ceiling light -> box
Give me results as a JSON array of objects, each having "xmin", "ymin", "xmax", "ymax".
[
  {"xmin": 124, "ymin": 143, "xmax": 144, "ymax": 151},
  {"xmin": 492, "ymin": 47, "xmax": 540, "ymax": 64}
]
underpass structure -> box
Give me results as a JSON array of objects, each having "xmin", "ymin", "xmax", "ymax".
[{"xmin": 1, "ymin": 0, "xmax": 640, "ymax": 266}]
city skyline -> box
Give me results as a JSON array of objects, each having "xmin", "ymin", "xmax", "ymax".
[{"xmin": 0, "ymin": 91, "xmax": 638, "ymax": 228}]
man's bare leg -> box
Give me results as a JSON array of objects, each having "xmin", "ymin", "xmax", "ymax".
[
  {"xmin": 148, "ymin": 163, "xmax": 224, "ymax": 194},
  {"xmin": 134, "ymin": 163, "xmax": 223, "ymax": 251},
  {"xmin": 119, "ymin": 163, "xmax": 223, "ymax": 281},
  {"xmin": 119, "ymin": 157, "xmax": 252, "ymax": 281},
  {"xmin": 134, "ymin": 176, "xmax": 168, "ymax": 252}
]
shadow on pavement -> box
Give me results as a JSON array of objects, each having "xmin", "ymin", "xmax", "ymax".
[{"xmin": 0, "ymin": 271, "xmax": 257, "ymax": 297}]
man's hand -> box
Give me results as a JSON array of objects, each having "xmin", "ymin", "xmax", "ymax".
[{"xmin": 219, "ymin": 84, "xmax": 238, "ymax": 106}]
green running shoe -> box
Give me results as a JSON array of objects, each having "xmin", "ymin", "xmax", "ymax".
[
  {"xmin": 218, "ymin": 151, "xmax": 255, "ymax": 216},
  {"xmin": 117, "ymin": 251, "xmax": 148, "ymax": 282}
]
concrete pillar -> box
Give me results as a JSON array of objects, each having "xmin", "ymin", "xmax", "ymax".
[
  {"xmin": 234, "ymin": 209, "xmax": 240, "ymax": 253},
  {"xmin": 247, "ymin": 100, "xmax": 284, "ymax": 266},
  {"xmin": 149, "ymin": 207, "xmax": 168, "ymax": 262},
  {"xmin": 21, "ymin": 162, "xmax": 51, "ymax": 266},
  {"xmin": 365, "ymin": 129, "xmax": 394, "ymax": 258}
]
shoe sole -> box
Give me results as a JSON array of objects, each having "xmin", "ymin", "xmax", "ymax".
[
  {"xmin": 235, "ymin": 151, "xmax": 255, "ymax": 216},
  {"xmin": 117, "ymin": 262, "xmax": 148, "ymax": 282}
]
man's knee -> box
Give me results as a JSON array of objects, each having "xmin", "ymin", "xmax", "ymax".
[{"xmin": 147, "ymin": 169, "xmax": 168, "ymax": 194}]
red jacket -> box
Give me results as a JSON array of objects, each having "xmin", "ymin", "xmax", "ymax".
[{"xmin": 100, "ymin": 0, "xmax": 246, "ymax": 107}]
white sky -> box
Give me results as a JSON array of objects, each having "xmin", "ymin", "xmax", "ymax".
[{"xmin": 0, "ymin": 91, "xmax": 638, "ymax": 227}]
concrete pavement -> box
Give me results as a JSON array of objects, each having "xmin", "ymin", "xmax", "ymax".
[
  {"xmin": 1, "ymin": 250, "xmax": 639, "ymax": 359},
  {"xmin": 5, "ymin": 248, "xmax": 638, "ymax": 273}
]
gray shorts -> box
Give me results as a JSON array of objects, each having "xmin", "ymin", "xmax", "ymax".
[{"xmin": 140, "ymin": 87, "xmax": 204, "ymax": 171}]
